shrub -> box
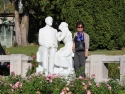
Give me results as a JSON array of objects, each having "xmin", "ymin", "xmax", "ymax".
[
  {"xmin": 0, "ymin": 73, "xmax": 67, "ymax": 94},
  {"xmin": 0, "ymin": 73, "xmax": 124, "ymax": 94},
  {"xmin": 62, "ymin": 76, "xmax": 122, "ymax": 94}
]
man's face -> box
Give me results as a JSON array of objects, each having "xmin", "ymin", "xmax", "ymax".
[
  {"xmin": 77, "ymin": 24, "xmax": 83, "ymax": 32},
  {"xmin": 46, "ymin": 17, "xmax": 53, "ymax": 26}
]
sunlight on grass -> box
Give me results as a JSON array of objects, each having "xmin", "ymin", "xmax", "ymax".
[
  {"xmin": 5, "ymin": 44, "xmax": 125, "ymax": 55},
  {"xmin": 6, "ymin": 45, "xmax": 39, "ymax": 55},
  {"xmin": 89, "ymin": 50, "xmax": 125, "ymax": 55}
]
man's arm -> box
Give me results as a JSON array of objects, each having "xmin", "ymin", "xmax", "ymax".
[{"xmin": 57, "ymin": 30, "xmax": 66, "ymax": 41}]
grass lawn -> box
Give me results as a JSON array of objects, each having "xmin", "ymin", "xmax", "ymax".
[
  {"xmin": 89, "ymin": 50, "xmax": 125, "ymax": 55},
  {"xmin": 5, "ymin": 45, "xmax": 39, "ymax": 55},
  {"xmin": 5, "ymin": 44, "xmax": 125, "ymax": 55}
]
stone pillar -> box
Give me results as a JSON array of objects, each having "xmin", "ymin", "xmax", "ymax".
[
  {"xmin": 10, "ymin": 54, "xmax": 33, "ymax": 77},
  {"xmin": 90, "ymin": 55, "xmax": 106, "ymax": 82},
  {"xmin": 120, "ymin": 56, "xmax": 125, "ymax": 82},
  {"xmin": 10, "ymin": 54, "xmax": 22, "ymax": 76},
  {"xmin": 85, "ymin": 56, "xmax": 90, "ymax": 77},
  {"xmin": 21, "ymin": 55, "xmax": 32, "ymax": 77}
]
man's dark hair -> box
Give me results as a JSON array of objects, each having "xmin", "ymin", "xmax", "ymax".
[{"xmin": 76, "ymin": 21, "xmax": 84, "ymax": 28}]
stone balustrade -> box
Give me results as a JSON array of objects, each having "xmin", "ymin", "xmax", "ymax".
[
  {"xmin": 0, "ymin": 54, "xmax": 33, "ymax": 77},
  {"xmin": 1, "ymin": 54, "xmax": 125, "ymax": 83},
  {"xmin": 85, "ymin": 55, "xmax": 125, "ymax": 83}
]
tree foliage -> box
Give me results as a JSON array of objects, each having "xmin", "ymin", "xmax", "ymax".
[
  {"xmin": 0, "ymin": 0, "xmax": 14, "ymax": 13},
  {"xmin": 24, "ymin": 0, "xmax": 65, "ymax": 28},
  {"xmin": 6, "ymin": 0, "xmax": 125, "ymax": 50}
]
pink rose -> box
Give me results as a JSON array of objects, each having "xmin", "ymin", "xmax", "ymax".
[{"xmin": 87, "ymin": 90, "xmax": 91, "ymax": 94}]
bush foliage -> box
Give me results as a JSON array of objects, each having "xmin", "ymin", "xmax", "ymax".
[{"xmin": 0, "ymin": 73, "xmax": 125, "ymax": 94}]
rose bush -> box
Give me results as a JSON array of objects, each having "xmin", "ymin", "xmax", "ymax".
[{"xmin": 0, "ymin": 73, "xmax": 125, "ymax": 94}]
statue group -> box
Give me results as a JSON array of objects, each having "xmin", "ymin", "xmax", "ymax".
[{"xmin": 36, "ymin": 16, "xmax": 74, "ymax": 76}]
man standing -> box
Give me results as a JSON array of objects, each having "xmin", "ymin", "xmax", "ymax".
[{"xmin": 37, "ymin": 16, "xmax": 58, "ymax": 75}]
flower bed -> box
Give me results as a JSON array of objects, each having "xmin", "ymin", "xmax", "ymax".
[{"xmin": 0, "ymin": 72, "xmax": 125, "ymax": 94}]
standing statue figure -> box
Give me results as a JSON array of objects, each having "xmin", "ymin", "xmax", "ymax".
[
  {"xmin": 54, "ymin": 22, "xmax": 74, "ymax": 76},
  {"xmin": 36, "ymin": 16, "xmax": 58, "ymax": 75}
]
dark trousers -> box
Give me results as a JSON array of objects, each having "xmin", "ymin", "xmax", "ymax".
[
  {"xmin": 0, "ymin": 43, "xmax": 6, "ymax": 55},
  {"xmin": 74, "ymin": 51, "xmax": 85, "ymax": 77}
]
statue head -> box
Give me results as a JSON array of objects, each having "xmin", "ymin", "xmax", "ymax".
[
  {"xmin": 45, "ymin": 16, "xmax": 53, "ymax": 26},
  {"xmin": 59, "ymin": 22, "xmax": 68, "ymax": 30}
]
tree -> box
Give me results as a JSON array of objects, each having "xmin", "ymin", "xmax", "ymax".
[
  {"xmin": 9, "ymin": 0, "xmax": 29, "ymax": 46},
  {"xmin": 24, "ymin": 0, "xmax": 65, "ymax": 27}
]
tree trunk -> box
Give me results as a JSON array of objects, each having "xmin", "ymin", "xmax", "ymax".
[
  {"xmin": 14, "ymin": 0, "xmax": 22, "ymax": 46},
  {"xmin": 14, "ymin": 0, "xmax": 29, "ymax": 46},
  {"xmin": 20, "ymin": 15, "xmax": 29, "ymax": 46}
]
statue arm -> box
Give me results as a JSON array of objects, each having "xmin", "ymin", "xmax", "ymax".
[
  {"xmin": 72, "ymin": 42, "xmax": 75, "ymax": 52},
  {"xmin": 57, "ymin": 31, "xmax": 66, "ymax": 41}
]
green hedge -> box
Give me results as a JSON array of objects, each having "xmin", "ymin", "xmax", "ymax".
[{"xmin": 59, "ymin": 0, "xmax": 125, "ymax": 50}]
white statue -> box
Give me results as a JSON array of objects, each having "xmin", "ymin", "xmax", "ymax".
[
  {"xmin": 36, "ymin": 16, "xmax": 58, "ymax": 75},
  {"xmin": 54, "ymin": 22, "xmax": 74, "ymax": 76}
]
